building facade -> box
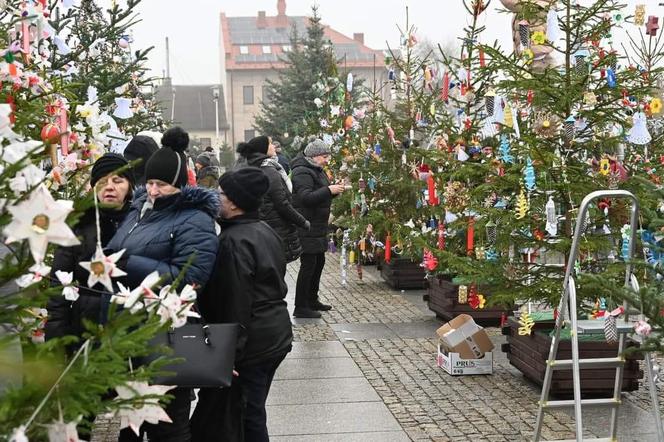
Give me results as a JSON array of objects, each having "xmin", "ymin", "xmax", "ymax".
[{"xmin": 220, "ymin": 0, "xmax": 387, "ymax": 147}]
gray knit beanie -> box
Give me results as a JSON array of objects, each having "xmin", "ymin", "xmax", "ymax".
[{"xmin": 304, "ymin": 139, "xmax": 331, "ymax": 158}]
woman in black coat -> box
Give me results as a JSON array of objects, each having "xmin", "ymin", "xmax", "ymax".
[
  {"xmin": 235, "ymin": 135, "xmax": 309, "ymax": 262},
  {"xmin": 291, "ymin": 139, "xmax": 345, "ymax": 318},
  {"xmin": 107, "ymin": 127, "xmax": 220, "ymax": 442},
  {"xmin": 192, "ymin": 167, "xmax": 292, "ymax": 442},
  {"xmin": 46, "ymin": 153, "xmax": 134, "ymax": 344}
]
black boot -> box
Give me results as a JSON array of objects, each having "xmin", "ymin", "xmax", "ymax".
[
  {"xmin": 311, "ymin": 302, "xmax": 332, "ymax": 311},
  {"xmin": 293, "ymin": 308, "xmax": 322, "ymax": 318}
]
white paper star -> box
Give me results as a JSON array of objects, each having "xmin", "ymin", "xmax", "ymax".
[
  {"xmin": 114, "ymin": 381, "xmax": 174, "ymax": 435},
  {"xmin": 5, "ymin": 184, "xmax": 79, "ymax": 263},
  {"xmin": 55, "ymin": 270, "xmax": 79, "ymax": 301},
  {"xmin": 79, "ymin": 246, "xmax": 127, "ymax": 292},
  {"xmin": 9, "ymin": 425, "xmax": 28, "ymax": 442},
  {"xmin": 112, "ymin": 271, "xmax": 160, "ymax": 314},
  {"xmin": 45, "ymin": 417, "xmax": 81, "ymax": 442},
  {"xmin": 16, "ymin": 262, "xmax": 51, "ymax": 288}
]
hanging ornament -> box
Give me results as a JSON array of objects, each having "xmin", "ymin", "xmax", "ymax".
[
  {"xmin": 440, "ymin": 71, "xmax": 449, "ymax": 102},
  {"xmin": 443, "ymin": 181, "xmax": 470, "ymax": 213},
  {"xmin": 518, "ymin": 20, "xmax": 530, "ymax": 47},
  {"xmin": 384, "ymin": 234, "xmax": 391, "ymax": 263},
  {"xmin": 634, "ymin": 319, "xmax": 652, "ymax": 336},
  {"xmin": 4, "ymin": 184, "xmax": 80, "ymax": 263},
  {"xmin": 606, "ymin": 68, "xmax": 617, "ymax": 87},
  {"xmin": 373, "ymin": 143, "xmax": 382, "ymax": 156},
  {"xmin": 346, "ymin": 72, "xmax": 354, "ymax": 92},
  {"xmin": 422, "ymin": 249, "xmax": 438, "ymax": 271},
  {"xmin": 635, "ymin": 4, "xmax": 646, "ymax": 26},
  {"xmin": 563, "ymin": 115, "xmax": 576, "ymax": 144},
  {"xmin": 546, "ymin": 7, "xmax": 560, "ymax": 41},
  {"xmin": 533, "ymin": 112, "xmax": 559, "ymax": 138},
  {"xmin": 621, "ymin": 224, "xmax": 631, "ymax": 259},
  {"xmin": 79, "ymin": 246, "xmax": 128, "ymax": 292},
  {"xmin": 466, "ymin": 217, "xmax": 475, "ymax": 256},
  {"xmin": 646, "ymin": 16, "xmax": 659, "ymax": 36},
  {"xmin": 437, "ymin": 223, "xmax": 446, "ymax": 250},
  {"xmin": 485, "ymin": 220, "xmax": 497, "ymax": 244},
  {"xmin": 545, "ymin": 196, "xmax": 557, "ymax": 236},
  {"xmin": 427, "ymin": 174, "xmax": 438, "ymax": 206},
  {"xmin": 41, "ymin": 123, "xmax": 61, "ymax": 144},
  {"xmin": 626, "ymin": 111, "xmax": 652, "ymax": 145},
  {"xmin": 115, "ymin": 382, "xmax": 175, "ymax": 435},
  {"xmin": 603, "ymin": 307, "xmax": 624, "ymax": 343},
  {"xmin": 458, "ymin": 285, "xmax": 468, "ymax": 304},
  {"xmin": 515, "ymin": 189, "xmax": 529, "ymax": 220},
  {"xmin": 574, "ymin": 48, "xmax": 590, "ymax": 76},
  {"xmin": 478, "ymin": 46, "xmax": 486, "ymax": 67},
  {"xmin": 485, "ymin": 88, "xmax": 496, "ymax": 116},
  {"xmin": 524, "ymin": 157, "xmax": 536, "ymax": 191},
  {"xmin": 468, "ymin": 288, "xmax": 486, "ymax": 309},
  {"xmin": 475, "ymin": 246, "xmax": 486, "ymax": 260},
  {"xmin": 113, "ymin": 97, "xmax": 133, "ymax": 119},
  {"xmin": 46, "ymin": 416, "xmax": 82, "ymax": 442},
  {"xmin": 499, "ymin": 134, "xmax": 513, "ymax": 163},
  {"xmin": 583, "ymin": 91, "xmax": 597, "ymax": 106},
  {"xmin": 599, "ymin": 157, "xmax": 610, "ymax": 175},
  {"xmin": 518, "ymin": 311, "xmax": 535, "ymax": 335}
]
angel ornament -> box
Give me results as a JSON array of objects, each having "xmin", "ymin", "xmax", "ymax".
[{"xmin": 626, "ymin": 111, "xmax": 652, "ymax": 145}]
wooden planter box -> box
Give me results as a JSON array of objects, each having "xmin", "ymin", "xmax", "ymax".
[
  {"xmin": 501, "ymin": 317, "xmax": 643, "ymax": 397},
  {"xmin": 379, "ymin": 257, "xmax": 428, "ymax": 290},
  {"xmin": 427, "ymin": 275, "xmax": 513, "ymax": 325}
]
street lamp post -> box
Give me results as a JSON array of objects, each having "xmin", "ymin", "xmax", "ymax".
[{"xmin": 211, "ymin": 85, "xmax": 220, "ymax": 163}]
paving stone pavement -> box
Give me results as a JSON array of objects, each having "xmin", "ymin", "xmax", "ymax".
[{"xmin": 91, "ymin": 254, "xmax": 663, "ymax": 441}]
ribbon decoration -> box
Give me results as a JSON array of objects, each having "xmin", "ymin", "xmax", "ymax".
[{"xmin": 518, "ymin": 312, "xmax": 535, "ymax": 335}]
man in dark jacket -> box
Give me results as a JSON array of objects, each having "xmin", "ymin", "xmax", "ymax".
[
  {"xmin": 192, "ymin": 167, "xmax": 293, "ymax": 442},
  {"xmin": 235, "ymin": 135, "xmax": 309, "ymax": 263},
  {"xmin": 46, "ymin": 153, "xmax": 134, "ymax": 343},
  {"xmin": 291, "ymin": 139, "xmax": 345, "ymax": 318},
  {"xmin": 273, "ymin": 141, "xmax": 290, "ymax": 175},
  {"xmin": 195, "ymin": 153, "xmax": 220, "ymax": 189}
]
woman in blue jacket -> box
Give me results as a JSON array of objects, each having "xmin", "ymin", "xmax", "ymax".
[{"xmin": 107, "ymin": 126, "xmax": 219, "ymax": 442}]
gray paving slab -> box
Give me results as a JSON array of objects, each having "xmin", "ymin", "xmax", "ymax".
[
  {"xmin": 386, "ymin": 320, "xmax": 442, "ymax": 338},
  {"xmin": 330, "ymin": 322, "xmax": 399, "ymax": 340},
  {"xmin": 266, "ymin": 402, "xmax": 403, "ymax": 436},
  {"xmin": 266, "ymin": 377, "xmax": 381, "ymax": 405},
  {"xmin": 270, "ymin": 431, "xmax": 412, "ymax": 441},
  {"xmin": 274, "ymin": 357, "xmax": 364, "ymax": 380},
  {"xmin": 289, "ymin": 341, "xmax": 349, "ymax": 359}
]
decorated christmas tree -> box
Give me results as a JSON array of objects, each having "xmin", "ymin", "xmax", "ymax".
[{"xmin": 0, "ymin": 1, "xmax": 191, "ymax": 439}]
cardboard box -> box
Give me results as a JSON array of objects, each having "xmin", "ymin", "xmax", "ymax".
[
  {"xmin": 435, "ymin": 313, "xmax": 495, "ymax": 359},
  {"xmin": 437, "ymin": 344, "xmax": 493, "ymax": 375}
]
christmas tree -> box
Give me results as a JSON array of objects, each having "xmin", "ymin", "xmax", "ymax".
[{"xmin": 0, "ymin": 1, "xmax": 191, "ymax": 439}]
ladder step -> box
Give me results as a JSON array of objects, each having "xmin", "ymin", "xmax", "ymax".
[
  {"xmin": 541, "ymin": 398, "xmax": 621, "ymax": 409},
  {"xmin": 576, "ymin": 319, "xmax": 633, "ymax": 334},
  {"xmin": 550, "ymin": 357, "xmax": 624, "ymax": 370}
]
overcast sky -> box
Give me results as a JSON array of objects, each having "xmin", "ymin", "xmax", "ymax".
[{"xmin": 102, "ymin": 0, "xmax": 654, "ymax": 85}]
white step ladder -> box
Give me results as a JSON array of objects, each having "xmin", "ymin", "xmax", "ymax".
[{"xmin": 532, "ymin": 190, "xmax": 664, "ymax": 442}]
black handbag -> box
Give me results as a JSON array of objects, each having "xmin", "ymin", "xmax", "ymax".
[{"xmin": 144, "ymin": 322, "xmax": 240, "ymax": 388}]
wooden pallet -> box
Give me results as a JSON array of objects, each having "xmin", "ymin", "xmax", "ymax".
[
  {"xmin": 502, "ymin": 317, "xmax": 643, "ymax": 397},
  {"xmin": 379, "ymin": 257, "xmax": 428, "ymax": 290},
  {"xmin": 427, "ymin": 275, "xmax": 513, "ymax": 326}
]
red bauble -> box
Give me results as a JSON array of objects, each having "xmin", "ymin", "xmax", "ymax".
[{"xmin": 40, "ymin": 123, "xmax": 60, "ymax": 143}]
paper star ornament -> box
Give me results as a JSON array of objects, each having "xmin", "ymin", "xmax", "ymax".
[
  {"xmin": 16, "ymin": 262, "xmax": 51, "ymax": 288},
  {"xmin": 79, "ymin": 246, "xmax": 127, "ymax": 292},
  {"xmin": 9, "ymin": 425, "xmax": 28, "ymax": 442},
  {"xmin": 155, "ymin": 284, "xmax": 200, "ymax": 328},
  {"xmin": 5, "ymin": 184, "xmax": 79, "ymax": 263},
  {"xmin": 112, "ymin": 271, "xmax": 160, "ymax": 313},
  {"xmin": 46, "ymin": 417, "xmax": 81, "ymax": 442},
  {"xmin": 115, "ymin": 381, "xmax": 174, "ymax": 435}
]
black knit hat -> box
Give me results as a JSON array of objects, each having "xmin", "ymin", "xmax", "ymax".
[
  {"xmin": 123, "ymin": 135, "xmax": 159, "ymax": 184},
  {"xmin": 218, "ymin": 167, "xmax": 269, "ymax": 212},
  {"xmin": 237, "ymin": 135, "xmax": 269, "ymax": 157},
  {"xmin": 145, "ymin": 127, "xmax": 189, "ymax": 188},
  {"xmin": 91, "ymin": 153, "xmax": 135, "ymax": 187},
  {"xmin": 195, "ymin": 153, "xmax": 212, "ymax": 168}
]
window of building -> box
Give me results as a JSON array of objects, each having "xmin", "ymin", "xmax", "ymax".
[
  {"xmin": 244, "ymin": 129, "xmax": 255, "ymax": 141},
  {"xmin": 262, "ymin": 85, "xmax": 270, "ymax": 104},
  {"xmin": 243, "ymin": 85, "xmax": 254, "ymax": 105},
  {"xmin": 282, "ymin": 45, "xmax": 291, "ymax": 52},
  {"xmin": 262, "ymin": 45, "xmax": 271, "ymax": 54},
  {"xmin": 239, "ymin": 46, "xmax": 249, "ymax": 55}
]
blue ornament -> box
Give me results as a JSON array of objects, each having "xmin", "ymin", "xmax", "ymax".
[
  {"xmin": 606, "ymin": 68, "xmax": 617, "ymax": 88},
  {"xmin": 367, "ymin": 177, "xmax": 377, "ymax": 191},
  {"xmin": 524, "ymin": 156, "xmax": 536, "ymax": 191},
  {"xmin": 499, "ymin": 134, "xmax": 513, "ymax": 164},
  {"xmin": 429, "ymin": 217, "xmax": 438, "ymax": 229},
  {"xmin": 485, "ymin": 248, "xmax": 498, "ymax": 261},
  {"xmin": 374, "ymin": 143, "xmax": 382, "ymax": 156}
]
